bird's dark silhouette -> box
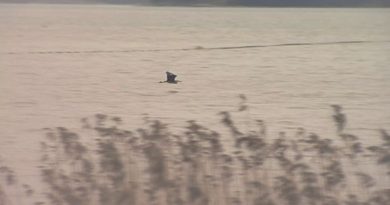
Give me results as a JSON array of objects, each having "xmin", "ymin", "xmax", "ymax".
[{"xmin": 160, "ymin": 71, "xmax": 180, "ymax": 84}]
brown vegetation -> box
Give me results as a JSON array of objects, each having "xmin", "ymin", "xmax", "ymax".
[{"xmin": 1, "ymin": 98, "xmax": 389, "ymax": 205}]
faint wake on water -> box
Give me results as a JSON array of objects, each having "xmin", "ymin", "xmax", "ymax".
[{"xmin": 3, "ymin": 40, "xmax": 390, "ymax": 55}]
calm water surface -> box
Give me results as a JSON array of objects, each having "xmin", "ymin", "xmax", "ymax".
[{"xmin": 0, "ymin": 4, "xmax": 390, "ymax": 197}]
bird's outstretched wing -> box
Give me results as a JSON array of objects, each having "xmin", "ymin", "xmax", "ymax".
[{"xmin": 166, "ymin": 71, "xmax": 177, "ymax": 82}]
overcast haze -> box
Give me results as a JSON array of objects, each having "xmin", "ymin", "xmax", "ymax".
[{"xmin": 1, "ymin": 0, "xmax": 390, "ymax": 7}]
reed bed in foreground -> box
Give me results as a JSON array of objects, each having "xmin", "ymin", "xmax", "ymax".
[{"xmin": 1, "ymin": 100, "xmax": 389, "ymax": 205}]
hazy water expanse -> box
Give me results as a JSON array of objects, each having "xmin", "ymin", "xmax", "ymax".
[{"xmin": 1, "ymin": 4, "xmax": 390, "ymax": 200}]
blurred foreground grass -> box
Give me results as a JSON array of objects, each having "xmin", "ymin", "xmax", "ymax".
[{"xmin": 1, "ymin": 99, "xmax": 389, "ymax": 205}]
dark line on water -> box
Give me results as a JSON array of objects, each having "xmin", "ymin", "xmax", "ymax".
[{"xmin": 2, "ymin": 40, "xmax": 389, "ymax": 55}]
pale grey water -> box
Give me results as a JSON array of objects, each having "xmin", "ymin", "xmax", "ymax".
[{"xmin": 0, "ymin": 4, "xmax": 390, "ymax": 202}]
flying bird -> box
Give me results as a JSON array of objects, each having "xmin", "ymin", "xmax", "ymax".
[{"xmin": 160, "ymin": 71, "xmax": 180, "ymax": 84}]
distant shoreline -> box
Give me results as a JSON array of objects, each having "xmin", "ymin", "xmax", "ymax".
[{"xmin": 1, "ymin": 2, "xmax": 389, "ymax": 8}]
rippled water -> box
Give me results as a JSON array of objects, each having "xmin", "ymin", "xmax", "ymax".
[{"xmin": 0, "ymin": 4, "xmax": 390, "ymax": 198}]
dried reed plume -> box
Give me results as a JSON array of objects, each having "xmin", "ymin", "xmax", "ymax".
[{"xmin": 1, "ymin": 97, "xmax": 390, "ymax": 205}]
